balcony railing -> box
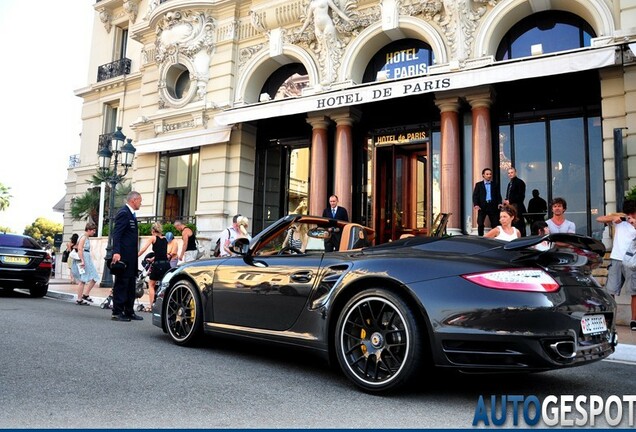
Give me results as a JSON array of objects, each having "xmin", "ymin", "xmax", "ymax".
[{"xmin": 97, "ymin": 58, "xmax": 131, "ymax": 82}]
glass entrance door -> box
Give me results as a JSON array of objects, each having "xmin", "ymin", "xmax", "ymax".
[{"xmin": 374, "ymin": 144, "xmax": 429, "ymax": 243}]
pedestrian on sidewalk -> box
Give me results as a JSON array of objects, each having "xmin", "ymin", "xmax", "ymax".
[
  {"xmin": 166, "ymin": 231, "xmax": 178, "ymax": 268},
  {"xmin": 597, "ymin": 199, "xmax": 636, "ymax": 331},
  {"xmin": 71, "ymin": 222, "xmax": 99, "ymax": 305},
  {"xmin": 110, "ymin": 191, "xmax": 143, "ymax": 322},
  {"xmin": 65, "ymin": 233, "xmax": 79, "ymax": 284},
  {"xmin": 138, "ymin": 222, "xmax": 171, "ymax": 311}
]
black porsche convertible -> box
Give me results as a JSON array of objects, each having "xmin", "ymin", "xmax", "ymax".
[{"xmin": 152, "ymin": 214, "xmax": 617, "ymax": 392}]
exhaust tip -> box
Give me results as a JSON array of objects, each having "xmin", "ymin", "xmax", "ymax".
[{"xmin": 550, "ymin": 340, "xmax": 576, "ymax": 359}]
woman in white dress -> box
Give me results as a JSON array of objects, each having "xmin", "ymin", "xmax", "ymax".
[{"xmin": 484, "ymin": 206, "xmax": 521, "ymax": 241}]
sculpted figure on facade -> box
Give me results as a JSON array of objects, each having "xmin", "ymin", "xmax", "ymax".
[{"xmin": 296, "ymin": 0, "xmax": 356, "ymax": 86}]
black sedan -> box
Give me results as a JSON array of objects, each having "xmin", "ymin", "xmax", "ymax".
[
  {"xmin": 0, "ymin": 233, "xmax": 53, "ymax": 297},
  {"xmin": 152, "ymin": 215, "xmax": 617, "ymax": 392}
]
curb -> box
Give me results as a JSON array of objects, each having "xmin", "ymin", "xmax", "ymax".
[
  {"xmin": 47, "ymin": 290, "xmax": 111, "ymax": 308},
  {"xmin": 607, "ymin": 342, "xmax": 636, "ymax": 364}
]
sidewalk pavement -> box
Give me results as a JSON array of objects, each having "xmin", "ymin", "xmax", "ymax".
[
  {"xmin": 48, "ymin": 277, "xmax": 152, "ymax": 312},
  {"xmin": 47, "ymin": 277, "xmax": 636, "ymax": 364}
]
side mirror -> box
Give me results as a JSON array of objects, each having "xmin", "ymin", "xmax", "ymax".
[{"xmin": 230, "ymin": 237, "xmax": 250, "ymax": 255}]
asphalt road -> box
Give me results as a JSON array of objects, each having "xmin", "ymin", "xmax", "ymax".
[{"xmin": 1, "ymin": 290, "xmax": 634, "ymax": 429}]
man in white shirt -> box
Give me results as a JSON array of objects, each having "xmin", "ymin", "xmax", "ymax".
[
  {"xmin": 219, "ymin": 214, "xmax": 251, "ymax": 257},
  {"xmin": 596, "ymin": 199, "xmax": 636, "ymax": 331},
  {"xmin": 546, "ymin": 197, "xmax": 576, "ymax": 234}
]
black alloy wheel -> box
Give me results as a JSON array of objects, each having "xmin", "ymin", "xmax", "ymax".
[
  {"xmin": 165, "ymin": 280, "xmax": 203, "ymax": 346},
  {"xmin": 335, "ymin": 289, "xmax": 422, "ymax": 392}
]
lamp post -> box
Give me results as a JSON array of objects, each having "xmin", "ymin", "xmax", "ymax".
[{"xmin": 98, "ymin": 126, "xmax": 136, "ymax": 287}]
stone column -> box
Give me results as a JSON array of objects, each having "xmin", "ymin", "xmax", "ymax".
[
  {"xmin": 466, "ymin": 87, "xmax": 495, "ymax": 234},
  {"xmin": 435, "ymin": 96, "xmax": 462, "ymax": 234},
  {"xmin": 329, "ymin": 108, "xmax": 361, "ymax": 218},
  {"xmin": 306, "ymin": 115, "xmax": 331, "ymax": 216}
]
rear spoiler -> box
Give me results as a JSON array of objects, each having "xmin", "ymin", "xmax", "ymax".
[{"xmin": 503, "ymin": 233, "xmax": 606, "ymax": 256}]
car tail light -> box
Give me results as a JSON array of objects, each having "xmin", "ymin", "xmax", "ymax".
[
  {"xmin": 38, "ymin": 253, "xmax": 53, "ymax": 269},
  {"xmin": 462, "ymin": 268, "xmax": 560, "ymax": 292}
]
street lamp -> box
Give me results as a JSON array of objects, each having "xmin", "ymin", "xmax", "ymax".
[{"xmin": 98, "ymin": 126, "xmax": 136, "ymax": 287}]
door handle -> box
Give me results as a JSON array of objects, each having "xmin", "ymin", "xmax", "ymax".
[{"xmin": 290, "ymin": 271, "xmax": 313, "ymax": 282}]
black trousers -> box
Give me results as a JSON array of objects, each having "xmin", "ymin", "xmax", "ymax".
[
  {"xmin": 477, "ymin": 202, "xmax": 499, "ymax": 236},
  {"xmin": 112, "ymin": 275, "xmax": 136, "ymax": 316}
]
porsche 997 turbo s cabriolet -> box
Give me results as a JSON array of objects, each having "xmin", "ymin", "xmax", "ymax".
[{"xmin": 152, "ymin": 215, "xmax": 617, "ymax": 393}]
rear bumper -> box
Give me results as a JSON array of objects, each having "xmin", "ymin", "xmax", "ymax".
[{"xmin": 0, "ymin": 269, "xmax": 51, "ymax": 289}]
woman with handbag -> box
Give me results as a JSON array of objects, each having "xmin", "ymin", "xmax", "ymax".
[
  {"xmin": 70, "ymin": 222, "xmax": 100, "ymax": 305},
  {"xmin": 65, "ymin": 233, "xmax": 79, "ymax": 284},
  {"xmin": 138, "ymin": 222, "xmax": 171, "ymax": 311}
]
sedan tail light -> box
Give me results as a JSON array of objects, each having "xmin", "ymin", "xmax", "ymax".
[
  {"xmin": 462, "ymin": 268, "xmax": 560, "ymax": 293},
  {"xmin": 38, "ymin": 252, "xmax": 53, "ymax": 269}
]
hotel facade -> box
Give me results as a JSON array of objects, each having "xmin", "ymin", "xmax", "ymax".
[{"xmin": 66, "ymin": 0, "xmax": 635, "ymax": 249}]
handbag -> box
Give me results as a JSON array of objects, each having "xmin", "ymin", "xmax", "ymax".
[
  {"xmin": 61, "ymin": 250, "xmax": 70, "ymax": 263},
  {"xmin": 69, "ymin": 249, "xmax": 80, "ymax": 261}
]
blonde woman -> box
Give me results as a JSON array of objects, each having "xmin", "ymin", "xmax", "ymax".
[
  {"xmin": 282, "ymin": 222, "xmax": 309, "ymax": 252},
  {"xmin": 484, "ymin": 206, "xmax": 521, "ymax": 241},
  {"xmin": 138, "ymin": 223, "xmax": 171, "ymax": 310},
  {"xmin": 71, "ymin": 222, "xmax": 99, "ymax": 305}
]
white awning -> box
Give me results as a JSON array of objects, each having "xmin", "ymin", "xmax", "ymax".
[
  {"xmin": 135, "ymin": 125, "xmax": 233, "ymax": 154},
  {"xmin": 215, "ymin": 46, "xmax": 618, "ymax": 125}
]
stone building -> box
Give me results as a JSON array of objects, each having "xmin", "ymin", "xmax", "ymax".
[{"xmin": 65, "ymin": 0, "xmax": 636, "ymax": 318}]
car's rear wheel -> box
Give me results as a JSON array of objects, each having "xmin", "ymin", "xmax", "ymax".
[
  {"xmin": 164, "ymin": 280, "xmax": 203, "ymax": 346},
  {"xmin": 335, "ymin": 289, "xmax": 422, "ymax": 392},
  {"xmin": 30, "ymin": 284, "xmax": 48, "ymax": 298}
]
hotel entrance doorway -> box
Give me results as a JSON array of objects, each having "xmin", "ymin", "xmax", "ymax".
[{"xmin": 374, "ymin": 142, "xmax": 430, "ymax": 243}]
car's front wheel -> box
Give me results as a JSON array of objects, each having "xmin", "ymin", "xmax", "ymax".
[
  {"xmin": 335, "ymin": 289, "xmax": 422, "ymax": 392},
  {"xmin": 164, "ymin": 280, "xmax": 203, "ymax": 346},
  {"xmin": 30, "ymin": 284, "xmax": 48, "ymax": 298}
]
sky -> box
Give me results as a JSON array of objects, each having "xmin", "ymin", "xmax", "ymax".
[{"xmin": 0, "ymin": 1, "xmax": 94, "ymax": 233}]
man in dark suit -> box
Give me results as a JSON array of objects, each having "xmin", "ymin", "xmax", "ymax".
[
  {"xmin": 472, "ymin": 168, "xmax": 502, "ymax": 236},
  {"xmin": 110, "ymin": 190, "xmax": 143, "ymax": 322},
  {"xmin": 503, "ymin": 166, "xmax": 527, "ymax": 236},
  {"xmin": 321, "ymin": 194, "xmax": 349, "ymax": 251}
]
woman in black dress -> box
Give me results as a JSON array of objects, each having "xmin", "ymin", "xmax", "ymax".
[{"xmin": 138, "ymin": 222, "xmax": 171, "ymax": 310}]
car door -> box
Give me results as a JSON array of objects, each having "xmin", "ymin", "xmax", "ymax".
[{"xmin": 212, "ymin": 253, "xmax": 324, "ymax": 331}]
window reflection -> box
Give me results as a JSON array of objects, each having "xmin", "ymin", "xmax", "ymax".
[{"xmin": 496, "ymin": 11, "xmax": 595, "ymax": 60}]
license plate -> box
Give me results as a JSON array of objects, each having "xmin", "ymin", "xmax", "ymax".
[
  {"xmin": 581, "ymin": 314, "xmax": 607, "ymax": 334},
  {"xmin": 1, "ymin": 255, "xmax": 30, "ymax": 265}
]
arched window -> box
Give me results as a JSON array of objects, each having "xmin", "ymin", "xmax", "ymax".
[
  {"xmin": 259, "ymin": 64, "xmax": 309, "ymax": 101},
  {"xmin": 496, "ymin": 11, "xmax": 595, "ymax": 60},
  {"xmin": 362, "ymin": 39, "xmax": 434, "ymax": 83}
]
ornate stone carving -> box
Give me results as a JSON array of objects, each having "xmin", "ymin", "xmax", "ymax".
[
  {"xmin": 123, "ymin": 0, "xmax": 139, "ymax": 24},
  {"xmin": 145, "ymin": 0, "xmax": 159, "ymax": 21},
  {"xmin": 294, "ymin": 0, "xmax": 360, "ymax": 87},
  {"xmin": 154, "ymin": 10, "xmax": 216, "ymax": 106},
  {"xmin": 155, "ymin": 10, "xmax": 216, "ymax": 63},
  {"xmin": 238, "ymin": 44, "xmax": 265, "ymax": 72},
  {"xmin": 99, "ymin": 10, "xmax": 112, "ymax": 33}
]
